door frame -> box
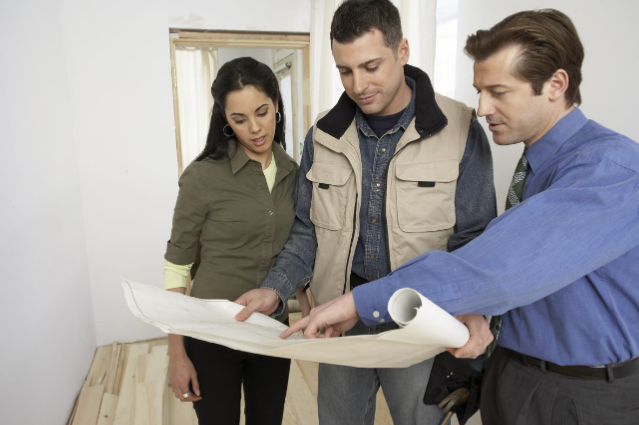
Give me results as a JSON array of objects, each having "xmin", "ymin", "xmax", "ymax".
[{"xmin": 169, "ymin": 29, "xmax": 311, "ymax": 174}]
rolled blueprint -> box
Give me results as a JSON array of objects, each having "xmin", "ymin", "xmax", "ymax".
[{"xmin": 388, "ymin": 288, "xmax": 469, "ymax": 346}]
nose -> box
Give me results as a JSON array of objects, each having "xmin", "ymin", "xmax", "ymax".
[
  {"xmin": 248, "ymin": 117, "xmax": 261, "ymax": 134},
  {"xmin": 352, "ymin": 70, "xmax": 369, "ymax": 96},
  {"xmin": 476, "ymin": 94, "xmax": 495, "ymax": 117}
]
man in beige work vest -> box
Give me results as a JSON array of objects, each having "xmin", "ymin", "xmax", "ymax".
[{"xmin": 236, "ymin": 0, "xmax": 496, "ymax": 423}]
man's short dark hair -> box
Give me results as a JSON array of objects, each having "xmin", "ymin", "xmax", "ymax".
[
  {"xmin": 465, "ymin": 9, "xmax": 584, "ymax": 106},
  {"xmin": 330, "ymin": 0, "xmax": 403, "ymax": 51}
]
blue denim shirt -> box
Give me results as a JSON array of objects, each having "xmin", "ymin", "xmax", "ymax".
[
  {"xmin": 352, "ymin": 78, "xmax": 417, "ymax": 281},
  {"xmin": 262, "ymin": 79, "xmax": 496, "ymax": 315},
  {"xmin": 354, "ymin": 109, "xmax": 639, "ymax": 365}
]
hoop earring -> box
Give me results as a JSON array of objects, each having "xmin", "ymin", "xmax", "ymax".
[
  {"xmin": 222, "ymin": 124, "xmax": 235, "ymax": 138},
  {"xmin": 275, "ymin": 111, "xmax": 282, "ymax": 123}
]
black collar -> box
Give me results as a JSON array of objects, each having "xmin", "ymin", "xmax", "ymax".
[{"xmin": 316, "ymin": 64, "xmax": 448, "ymax": 140}]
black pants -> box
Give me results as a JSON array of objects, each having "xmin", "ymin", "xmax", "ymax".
[
  {"xmin": 185, "ymin": 337, "xmax": 291, "ymax": 425},
  {"xmin": 481, "ymin": 346, "xmax": 639, "ymax": 425}
]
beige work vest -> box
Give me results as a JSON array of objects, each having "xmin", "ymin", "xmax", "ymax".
[{"xmin": 306, "ymin": 94, "xmax": 473, "ymax": 306}]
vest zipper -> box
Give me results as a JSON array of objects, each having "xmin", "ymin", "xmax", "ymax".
[
  {"xmin": 382, "ymin": 162, "xmax": 393, "ymax": 272},
  {"xmin": 343, "ymin": 193, "xmax": 358, "ymax": 295}
]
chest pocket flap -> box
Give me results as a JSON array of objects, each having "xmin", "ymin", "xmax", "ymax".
[
  {"xmin": 306, "ymin": 162, "xmax": 353, "ymax": 230},
  {"xmin": 307, "ymin": 162, "xmax": 353, "ymax": 186},
  {"xmin": 395, "ymin": 160, "xmax": 458, "ymax": 232},
  {"xmin": 395, "ymin": 160, "xmax": 459, "ymax": 183}
]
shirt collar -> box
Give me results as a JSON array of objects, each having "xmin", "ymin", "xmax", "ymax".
[
  {"xmin": 526, "ymin": 108, "xmax": 588, "ymax": 173},
  {"xmin": 271, "ymin": 139, "xmax": 294, "ymax": 179},
  {"xmin": 229, "ymin": 139, "xmax": 250, "ymax": 174},
  {"xmin": 355, "ymin": 76, "xmax": 417, "ymax": 138},
  {"xmin": 229, "ymin": 138, "xmax": 294, "ymax": 176}
]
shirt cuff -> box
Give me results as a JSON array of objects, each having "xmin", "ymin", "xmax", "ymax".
[
  {"xmin": 164, "ymin": 260, "xmax": 193, "ymax": 290},
  {"xmin": 352, "ymin": 278, "xmax": 394, "ymax": 326},
  {"xmin": 165, "ymin": 240, "xmax": 197, "ymax": 265},
  {"xmin": 261, "ymin": 269, "xmax": 299, "ymax": 317}
]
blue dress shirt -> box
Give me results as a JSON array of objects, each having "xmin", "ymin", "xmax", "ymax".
[{"xmin": 354, "ymin": 109, "xmax": 639, "ymax": 366}]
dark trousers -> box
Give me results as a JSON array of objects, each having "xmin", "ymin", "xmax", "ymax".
[
  {"xmin": 185, "ymin": 337, "xmax": 291, "ymax": 425},
  {"xmin": 481, "ymin": 346, "xmax": 639, "ymax": 425}
]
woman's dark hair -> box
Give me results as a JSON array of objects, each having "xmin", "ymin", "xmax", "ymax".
[{"xmin": 196, "ymin": 57, "xmax": 285, "ymax": 161}]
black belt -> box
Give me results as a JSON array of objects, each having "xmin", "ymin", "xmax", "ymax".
[{"xmin": 505, "ymin": 348, "xmax": 639, "ymax": 382}]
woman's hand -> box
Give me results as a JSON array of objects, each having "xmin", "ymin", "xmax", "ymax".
[
  {"xmin": 166, "ymin": 288, "xmax": 201, "ymax": 402},
  {"xmin": 168, "ymin": 333, "xmax": 202, "ymax": 402},
  {"xmin": 169, "ymin": 351, "xmax": 202, "ymax": 402}
]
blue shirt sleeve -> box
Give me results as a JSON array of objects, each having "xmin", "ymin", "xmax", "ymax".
[
  {"xmin": 353, "ymin": 149, "xmax": 639, "ymax": 325},
  {"xmin": 261, "ymin": 128, "xmax": 317, "ymax": 315}
]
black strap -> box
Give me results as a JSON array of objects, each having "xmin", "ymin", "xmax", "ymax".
[{"xmin": 349, "ymin": 272, "xmax": 368, "ymax": 289}]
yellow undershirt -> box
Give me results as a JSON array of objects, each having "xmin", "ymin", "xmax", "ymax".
[
  {"xmin": 164, "ymin": 154, "xmax": 277, "ymax": 289},
  {"xmin": 262, "ymin": 152, "xmax": 277, "ymax": 193}
]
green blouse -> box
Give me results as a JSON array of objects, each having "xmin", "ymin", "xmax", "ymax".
[{"xmin": 165, "ymin": 140, "xmax": 298, "ymax": 321}]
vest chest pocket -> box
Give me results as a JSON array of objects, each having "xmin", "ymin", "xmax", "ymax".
[
  {"xmin": 306, "ymin": 162, "xmax": 353, "ymax": 230},
  {"xmin": 395, "ymin": 160, "xmax": 458, "ymax": 232}
]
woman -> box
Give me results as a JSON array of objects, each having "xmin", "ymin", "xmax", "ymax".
[{"xmin": 163, "ymin": 57, "xmax": 308, "ymax": 424}]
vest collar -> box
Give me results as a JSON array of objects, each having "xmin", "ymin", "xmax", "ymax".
[{"xmin": 316, "ymin": 64, "xmax": 448, "ymax": 141}]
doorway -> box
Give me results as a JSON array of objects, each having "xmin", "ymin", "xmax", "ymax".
[{"xmin": 169, "ymin": 30, "xmax": 311, "ymax": 174}]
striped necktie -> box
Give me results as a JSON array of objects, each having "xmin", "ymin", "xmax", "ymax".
[
  {"xmin": 506, "ymin": 153, "xmax": 529, "ymax": 209},
  {"xmin": 486, "ymin": 152, "xmax": 529, "ymax": 357}
]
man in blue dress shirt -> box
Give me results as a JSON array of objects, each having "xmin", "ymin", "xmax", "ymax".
[{"xmin": 284, "ymin": 9, "xmax": 639, "ymax": 424}]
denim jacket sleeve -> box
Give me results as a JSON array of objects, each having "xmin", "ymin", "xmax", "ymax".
[
  {"xmin": 262, "ymin": 128, "xmax": 317, "ymax": 315},
  {"xmin": 447, "ymin": 113, "xmax": 497, "ymax": 252}
]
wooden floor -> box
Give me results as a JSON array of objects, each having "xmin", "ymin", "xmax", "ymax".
[{"xmin": 69, "ymin": 312, "xmax": 479, "ymax": 424}]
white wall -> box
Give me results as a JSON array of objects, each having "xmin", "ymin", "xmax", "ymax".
[
  {"xmin": 218, "ymin": 47, "xmax": 274, "ymax": 68},
  {"xmin": 0, "ymin": 1, "xmax": 96, "ymax": 424},
  {"xmin": 57, "ymin": 0, "xmax": 311, "ymax": 346},
  {"xmin": 455, "ymin": 0, "xmax": 639, "ymax": 210}
]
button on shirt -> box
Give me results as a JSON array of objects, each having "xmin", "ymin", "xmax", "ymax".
[
  {"xmin": 352, "ymin": 102, "xmax": 411, "ymax": 282},
  {"xmin": 354, "ymin": 109, "xmax": 639, "ymax": 366}
]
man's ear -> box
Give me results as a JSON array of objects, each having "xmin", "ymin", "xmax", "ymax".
[
  {"xmin": 397, "ymin": 38, "xmax": 410, "ymax": 66},
  {"xmin": 547, "ymin": 69, "xmax": 569, "ymax": 102}
]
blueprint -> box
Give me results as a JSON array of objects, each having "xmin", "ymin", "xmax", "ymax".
[{"xmin": 121, "ymin": 278, "xmax": 469, "ymax": 368}]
